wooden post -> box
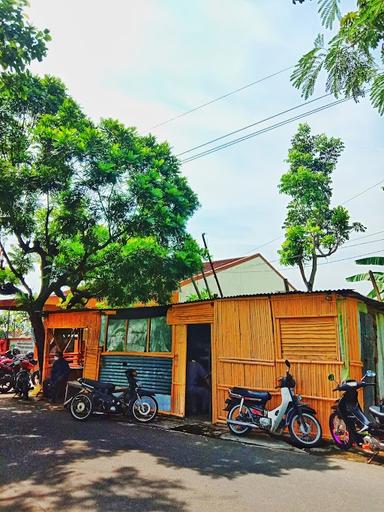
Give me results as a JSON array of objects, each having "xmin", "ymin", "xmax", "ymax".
[
  {"xmin": 369, "ymin": 271, "xmax": 382, "ymax": 301},
  {"xmin": 190, "ymin": 276, "xmax": 202, "ymax": 300},
  {"xmin": 202, "ymin": 233, "xmax": 224, "ymax": 298}
]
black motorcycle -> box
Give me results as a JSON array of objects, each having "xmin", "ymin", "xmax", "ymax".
[
  {"xmin": 67, "ymin": 365, "xmax": 158, "ymax": 423},
  {"xmin": 328, "ymin": 370, "xmax": 384, "ymax": 461}
]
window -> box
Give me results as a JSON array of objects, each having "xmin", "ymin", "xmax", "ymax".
[
  {"xmin": 105, "ymin": 316, "xmax": 171, "ymax": 353},
  {"xmin": 150, "ymin": 317, "xmax": 171, "ymax": 352},
  {"xmin": 127, "ymin": 319, "xmax": 147, "ymax": 352},
  {"xmin": 106, "ymin": 319, "xmax": 126, "ymax": 352}
]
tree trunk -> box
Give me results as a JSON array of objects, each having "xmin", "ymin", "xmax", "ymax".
[
  {"xmin": 307, "ymin": 254, "xmax": 318, "ymax": 292},
  {"xmin": 298, "ymin": 261, "xmax": 311, "ymax": 291},
  {"xmin": 29, "ymin": 311, "xmax": 46, "ymax": 373}
]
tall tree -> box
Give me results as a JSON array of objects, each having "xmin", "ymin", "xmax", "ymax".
[
  {"xmin": 291, "ymin": 0, "xmax": 384, "ymax": 114},
  {"xmin": 279, "ymin": 123, "xmax": 365, "ymax": 291},
  {"xmin": 0, "ymin": 0, "xmax": 50, "ymax": 71},
  {"xmin": 0, "ymin": 72, "xmax": 202, "ymax": 367}
]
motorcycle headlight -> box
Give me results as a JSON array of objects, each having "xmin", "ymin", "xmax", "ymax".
[{"xmin": 297, "ymin": 394, "xmax": 302, "ymax": 402}]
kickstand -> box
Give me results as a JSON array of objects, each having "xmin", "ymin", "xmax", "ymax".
[{"xmin": 367, "ymin": 452, "xmax": 377, "ymax": 464}]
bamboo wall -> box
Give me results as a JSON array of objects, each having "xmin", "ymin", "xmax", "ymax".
[
  {"xmin": 212, "ymin": 293, "xmax": 363, "ymax": 438},
  {"xmin": 43, "ymin": 293, "xmax": 368, "ymax": 440}
]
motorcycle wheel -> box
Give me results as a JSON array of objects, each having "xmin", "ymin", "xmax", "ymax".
[
  {"xmin": 288, "ymin": 413, "xmax": 322, "ymax": 447},
  {"xmin": 227, "ymin": 404, "xmax": 251, "ymax": 436},
  {"xmin": 70, "ymin": 394, "xmax": 93, "ymax": 421},
  {"xmin": 131, "ymin": 396, "xmax": 158, "ymax": 423},
  {"xmin": 329, "ymin": 412, "xmax": 353, "ymax": 450},
  {"xmin": 0, "ymin": 376, "xmax": 13, "ymax": 393}
]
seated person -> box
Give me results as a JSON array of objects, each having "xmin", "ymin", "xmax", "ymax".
[
  {"xmin": 47, "ymin": 351, "xmax": 70, "ymax": 402},
  {"xmin": 186, "ymin": 357, "xmax": 210, "ymax": 415}
]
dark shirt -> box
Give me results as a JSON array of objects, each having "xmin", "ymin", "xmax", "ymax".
[
  {"xmin": 51, "ymin": 357, "xmax": 70, "ymax": 384},
  {"xmin": 187, "ymin": 361, "xmax": 208, "ymax": 389}
]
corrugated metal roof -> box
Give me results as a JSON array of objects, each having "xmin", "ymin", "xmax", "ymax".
[
  {"xmin": 41, "ymin": 288, "xmax": 384, "ymax": 315},
  {"xmin": 174, "ymin": 289, "xmax": 384, "ymax": 310}
]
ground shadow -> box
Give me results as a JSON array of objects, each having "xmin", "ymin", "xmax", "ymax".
[{"xmin": 0, "ymin": 396, "xmax": 351, "ymax": 510}]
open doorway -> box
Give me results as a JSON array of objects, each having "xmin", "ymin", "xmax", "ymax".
[
  {"xmin": 186, "ymin": 324, "xmax": 211, "ymax": 419},
  {"xmin": 46, "ymin": 328, "xmax": 87, "ymax": 381}
]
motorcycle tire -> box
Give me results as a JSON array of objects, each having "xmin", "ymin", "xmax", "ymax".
[
  {"xmin": 131, "ymin": 395, "xmax": 158, "ymax": 423},
  {"xmin": 329, "ymin": 412, "xmax": 353, "ymax": 450},
  {"xmin": 0, "ymin": 375, "xmax": 13, "ymax": 394},
  {"xmin": 227, "ymin": 404, "xmax": 251, "ymax": 436},
  {"xmin": 70, "ymin": 394, "xmax": 93, "ymax": 421},
  {"xmin": 288, "ymin": 412, "xmax": 322, "ymax": 447}
]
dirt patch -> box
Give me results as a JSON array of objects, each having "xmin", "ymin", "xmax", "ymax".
[{"xmin": 170, "ymin": 423, "xmax": 224, "ymax": 438}]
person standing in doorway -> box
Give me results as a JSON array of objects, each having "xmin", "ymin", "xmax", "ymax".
[
  {"xmin": 50, "ymin": 351, "xmax": 70, "ymax": 402},
  {"xmin": 186, "ymin": 357, "xmax": 210, "ymax": 415}
]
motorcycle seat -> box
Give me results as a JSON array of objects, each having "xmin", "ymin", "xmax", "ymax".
[
  {"xmin": 369, "ymin": 405, "xmax": 384, "ymax": 418},
  {"xmin": 230, "ymin": 387, "xmax": 271, "ymax": 401},
  {"xmin": 82, "ymin": 378, "xmax": 115, "ymax": 392}
]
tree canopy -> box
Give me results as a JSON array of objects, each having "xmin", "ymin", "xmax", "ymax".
[
  {"xmin": 292, "ymin": 0, "xmax": 384, "ymax": 114},
  {"xmin": 279, "ymin": 123, "xmax": 365, "ymax": 291},
  {"xmin": 0, "ymin": 71, "xmax": 202, "ymax": 362},
  {"xmin": 0, "ymin": 0, "xmax": 50, "ymax": 72}
]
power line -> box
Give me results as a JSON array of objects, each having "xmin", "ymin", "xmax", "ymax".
[
  {"xmin": 230, "ymin": 235, "xmax": 384, "ymax": 270},
  {"xmin": 342, "ymin": 179, "xmax": 384, "ymax": 204},
  {"xmin": 177, "ymin": 92, "xmax": 331, "ymax": 157},
  {"xmin": 224, "ymin": 248, "xmax": 384, "ymax": 274},
  {"xmin": 148, "ymin": 66, "xmax": 294, "ymax": 130},
  {"xmin": 244, "ymin": 229, "xmax": 384, "ymax": 257},
  {"xmin": 180, "ymin": 96, "xmax": 351, "ymax": 164}
]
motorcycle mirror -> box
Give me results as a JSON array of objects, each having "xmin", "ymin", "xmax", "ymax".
[
  {"xmin": 366, "ymin": 370, "xmax": 376, "ymax": 378},
  {"xmin": 285, "ymin": 359, "xmax": 291, "ymax": 369},
  {"xmin": 328, "ymin": 373, "xmax": 335, "ymax": 381}
]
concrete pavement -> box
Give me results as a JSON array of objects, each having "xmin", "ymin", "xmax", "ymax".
[{"xmin": 0, "ymin": 395, "xmax": 383, "ymax": 511}]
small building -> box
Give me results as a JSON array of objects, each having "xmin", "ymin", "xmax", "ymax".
[
  {"xmin": 177, "ymin": 253, "xmax": 295, "ymax": 302},
  {"xmin": 42, "ymin": 290, "xmax": 384, "ymax": 436}
]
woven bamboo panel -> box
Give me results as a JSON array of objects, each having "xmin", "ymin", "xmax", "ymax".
[
  {"xmin": 279, "ymin": 316, "xmax": 338, "ymax": 360},
  {"xmin": 167, "ymin": 302, "xmax": 214, "ymax": 325},
  {"xmin": 272, "ymin": 293, "xmax": 338, "ymax": 318}
]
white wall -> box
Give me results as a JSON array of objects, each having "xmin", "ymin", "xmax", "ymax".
[{"xmin": 179, "ymin": 256, "xmax": 291, "ymax": 302}]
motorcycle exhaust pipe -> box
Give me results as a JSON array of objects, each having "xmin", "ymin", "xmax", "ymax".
[
  {"xmin": 363, "ymin": 435, "xmax": 384, "ymax": 452},
  {"xmin": 227, "ymin": 419, "xmax": 258, "ymax": 429}
]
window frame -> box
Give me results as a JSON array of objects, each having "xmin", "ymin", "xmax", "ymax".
[{"xmin": 103, "ymin": 315, "xmax": 172, "ymax": 356}]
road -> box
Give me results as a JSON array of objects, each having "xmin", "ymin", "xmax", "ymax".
[{"xmin": 0, "ymin": 395, "xmax": 383, "ymax": 512}]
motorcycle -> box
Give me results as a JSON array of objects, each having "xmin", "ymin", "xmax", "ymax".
[
  {"xmin": 13, "ymin": 355, "xmax": 38, "ymax": 400},
  {"xmin": 0, "ymin": 350, "xmax": 38, "ymax": 396},
  {"xmin": 0, "ymin": 349, "xmax": 22, "ymax": 393},
  {"xmin": 67, "ymin": 364, "xmax": 158, "ymax": 423},
  {"xmin": 328, "ymin": 370, "xmax": 384, "ymax": 462},
  {"xmin": 225, "ymin": 359, "xmax": 322, "ymax": 447}
]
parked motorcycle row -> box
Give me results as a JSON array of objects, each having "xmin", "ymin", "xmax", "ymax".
[
  {"xmin": 2, "ymin": 349, "xmax": 383, "ymax": 460},
  {"xmin": 224, "ymin": 359, "xmax": 384, "ymax": 460},
  {"xmin": 0, "ymin": 348, "xmax": 39, "ymax": 399}
]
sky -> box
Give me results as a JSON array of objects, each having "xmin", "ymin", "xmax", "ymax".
[{"xmin": 26, "ymin": 0, "xmax": 383, "ymax": 295}]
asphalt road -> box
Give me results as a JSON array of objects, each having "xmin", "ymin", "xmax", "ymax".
[{"xmin": 0, "ymin": 396, "xmax": 383, "ymax": 512}]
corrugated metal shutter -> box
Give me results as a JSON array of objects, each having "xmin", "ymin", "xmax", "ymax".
[
  {"xmin": 99, "ymin": 355, "xmax": 172, "ymax": 394},
  {"xmin": 279, "ymin": 317, "xmax": 337, "ymax": 360}
]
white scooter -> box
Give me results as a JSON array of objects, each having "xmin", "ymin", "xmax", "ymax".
[{"xmin": 225, "ymin": 359, "xmax": 322, "ymax": 447}]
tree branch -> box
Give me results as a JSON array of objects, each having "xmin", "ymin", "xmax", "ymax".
[{"xmin": 0, "ymin": 241, "xmax": 33, "ymax": 299}]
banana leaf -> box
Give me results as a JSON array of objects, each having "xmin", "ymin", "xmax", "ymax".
[{"xmin": 354, "ymin": 257, "xmax": 384, "ymax": 266}]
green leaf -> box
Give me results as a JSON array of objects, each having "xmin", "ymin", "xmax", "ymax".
[
  {"xmin": 318, "ymin": 0, "xmax": 341, "ymax": 29},
  {"xmin": 355, "ymin": 256, "xmax": 384, "ymax": 266}
]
